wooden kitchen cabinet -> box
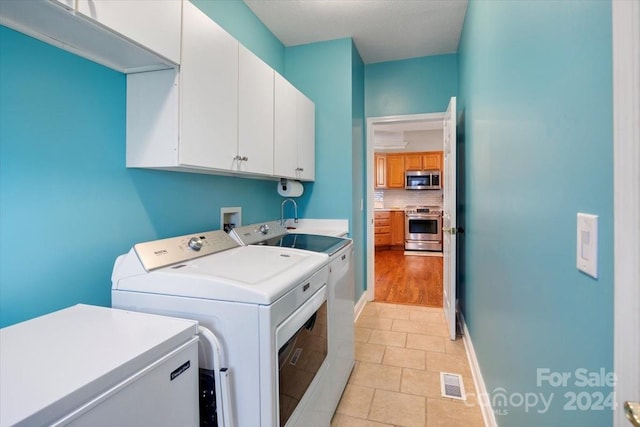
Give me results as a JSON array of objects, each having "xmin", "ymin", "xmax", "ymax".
[
  {"xmin": 421, "ymin": 151, "xmax": 443, "ymax": 170},
  {"xmin": 390, "ymin": 211, "xmax": 405, "ymax": 247},
  {"xmin": 374, "ymin": 154, "xmax": 387, "ymax": 188},
  {"xmin": 404, "ymin": 153, "xmax": 423, "ymax": 171},
  {"xmin": 375, "ymin": 210, "xmax": 404, "ymax": 249},
  {"xmin": 374, "ymin": 211, "xmax": 391, "ymax": 247},
  {"xmin": 386, "ymin": 154, "xmax": 405, "ymax": 188},
  {"xmin": 402, "ymin": 151, "xmax": 443, "ymax": 171}
]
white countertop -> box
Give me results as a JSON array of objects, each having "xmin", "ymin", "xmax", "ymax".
[{"xmin": 283, "ymin": 218, "xmax": 349, "ymax": 237}]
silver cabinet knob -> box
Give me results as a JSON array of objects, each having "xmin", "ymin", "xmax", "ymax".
[
  {"xmin": 259, "ymin": 224, "xmax": 270, "ymax": 235},
  {"xmin": 188, "ymin": 237, "xmax": 203, "ymax": 251}
]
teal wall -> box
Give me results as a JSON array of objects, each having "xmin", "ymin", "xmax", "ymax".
[
  {"xmin": 285, "ymin": 38, "xmax": 354, "ymax": 223},
  {"xmin": 365, "ymin": 54, "xmax": 458, "ymax": 118},
  {"xmin": 285, "ymin": 38, "xmax": 367, "ymax": 300},
  {"xmin": 0, "ymin": 1, "xmax": 286, "ymax": 328},
  {"xmin": 457, "ymin": 1, "xmax": 613, "ymax": 425}
]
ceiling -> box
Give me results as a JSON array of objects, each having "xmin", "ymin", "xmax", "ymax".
[{"xmin": 243, "ymin": 0, "xmax": 468, "ymax": 64}]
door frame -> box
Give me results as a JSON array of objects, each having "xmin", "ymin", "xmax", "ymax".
[
  {"xmin": 365, "ymin": 112, "xmax": 445, "ymax": 301},
  {"xmin": 612, "ymin": 0, "xmax": 640, "ymax": 425}
]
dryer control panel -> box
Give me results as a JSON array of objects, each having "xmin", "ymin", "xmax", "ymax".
[
  {"xmin": 134, "ymin": 230, "xmax": 240, "ymax": 271},
  {"xmin": 230, "ymin": 220, "xmax": 287, "ymax": 245}
]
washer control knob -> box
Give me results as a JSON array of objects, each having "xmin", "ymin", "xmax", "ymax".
[
  {"xmin": 259, "ymin": 224, "xmax": 270, "ymax": 235},
  {"xmin": 188, "ymin": 237, "xmax": 203, "ymax": 251}
]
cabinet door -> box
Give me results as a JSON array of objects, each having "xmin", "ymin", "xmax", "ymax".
[
  {"xmin": 374, "ymin": 212, "xmax": 391, "ymax": 247},
  {"xmin": 238, "ymin": 45, "xmax": 274, "ymax": 175},
  {"xmin": 297, "ymin": 92, "xmax": 315, "ymax": 181},
  {"xmin": 386, "ymin": 154, "xmax": 405, "ymax": 188},
  {"xmin": 391, "ymin": 211, "xmax": 405, "ymax": 246},
  {"xmin": 274, "ymin": 74, "xmax": 298, "ymax": 179},
  {"xmin": 374, "ymin": 154, "xmax": 387, "ymax": 188},
  {"xmin": 179, "ymin": 1, "xmax": 238, "ymax": 170},
  {"xmin": 404, "ymin": 153, "xmax": 423, "ymax": 171},
  {"xmin": 76, "ymin": 0, "xmax": 182, "ymax": 64},
  {"xmin": 422, "ymin": 151, "xmax": 442, "ymax": 170}
]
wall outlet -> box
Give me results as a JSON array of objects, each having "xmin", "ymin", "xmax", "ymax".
[{"xmin": 576, "ymin": 213, "xmax": 598, "ymax": 278}]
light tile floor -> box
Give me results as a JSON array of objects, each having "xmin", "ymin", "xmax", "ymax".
[{"xmin": 331, "ymin": 302, "xmax": 485, "ymax": 427}]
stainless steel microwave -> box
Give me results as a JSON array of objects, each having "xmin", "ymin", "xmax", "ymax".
[{"xmin": 405, "ymin": 170, "xmax": 441, "ymax": 190}]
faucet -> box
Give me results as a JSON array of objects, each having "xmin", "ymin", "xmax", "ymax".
[{"xmin": 281, "ymin": 198, "xmax": 298, "ymax": 226}]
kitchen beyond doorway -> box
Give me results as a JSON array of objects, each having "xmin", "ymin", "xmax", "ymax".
[{"xmin": 375, "ymin": 250, "xmax": 443, "ymax": 307}]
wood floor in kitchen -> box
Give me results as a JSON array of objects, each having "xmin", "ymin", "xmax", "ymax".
[
  {"xmin": 331, "ymin": 302, "xmax": 485, "ymax": 427},
  {"xmin": 374, "ymin": 250, "xmax": 443, "ymax": 307}
]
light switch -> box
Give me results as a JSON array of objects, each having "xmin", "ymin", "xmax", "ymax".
[{"xmin": 577, "ymin": 213, "xmax": 598, "ymax": 278}]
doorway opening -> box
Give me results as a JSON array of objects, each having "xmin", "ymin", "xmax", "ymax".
[{"xmin": 366, "ymin": 112, "xmax": 445, "ymax": 307}]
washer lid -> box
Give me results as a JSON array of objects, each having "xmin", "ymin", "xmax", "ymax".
[{"xmin": 114, "ymin": 245, "xmax": 328, "ymax": 305}]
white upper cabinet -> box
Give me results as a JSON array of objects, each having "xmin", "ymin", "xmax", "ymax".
[
  {"xmin": 274, "ymin": 74, "xmax": 299, "ymax": 179},
  {"xmin": 127, "ymin": 1, "xmax": 239, "ymax": 172},
  {"xmin": 274, "ymin": 74, "xmax": 315, "ymax": 181},
  {"xmin": 0, "ymin": 0, "xmax": 181, "ymax": 73},
  {"xmin": 297, "ymin": 92, "xmax": 316, "ymax": 181},
  {"xmin": 238, "ymin": 45, "xmax": 275, "ymax": 176},
  {"xmin": 179, "ymin": 1, "xmax": 238, "ymax": 170},
  {"xmin": 75, "ymin": 0, "xmax": 182, "ymax": 65},
  {"xmin": 126, "ymin": 1, "xmax": 314, "ymax": 181}
]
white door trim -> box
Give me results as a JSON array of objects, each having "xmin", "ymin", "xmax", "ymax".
[
  {"xmin": 366, "ymin": 112, "xmax": 445, "ymax": 301},
  {"xmin": 612, "ymin": 0, "xmax": 640, "ymax": 425}
]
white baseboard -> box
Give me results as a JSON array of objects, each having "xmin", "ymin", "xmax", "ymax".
[
  {"xmin": 354, "ymin": 291, "xmax": 368, "ymax": 321},
  {"xmin": 459, "ymin": 311, "xmax": 498, "ymax": 427}
]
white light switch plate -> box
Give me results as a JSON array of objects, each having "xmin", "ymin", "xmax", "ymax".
[{"xmin": 576, "ymin": 213, "xmax": 598, "ymax": 278}]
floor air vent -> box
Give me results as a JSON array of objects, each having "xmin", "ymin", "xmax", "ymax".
[{"xmin": 440, "ymin": 372, "xmax": 466, "ymax": 400}]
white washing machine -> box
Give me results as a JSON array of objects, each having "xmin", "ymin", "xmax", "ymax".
[
  {"xmin": 111, "ymin": 230, "xmax": 330, "ymax": 427},
  {"xmin": 230, "ymin": 221, "xmax": 355, "ymax": 426}
]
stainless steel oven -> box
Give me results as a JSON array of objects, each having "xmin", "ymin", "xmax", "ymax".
[{"xmin": 405, "ymin": 206, "xmax": 443, "ymax": 251}]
